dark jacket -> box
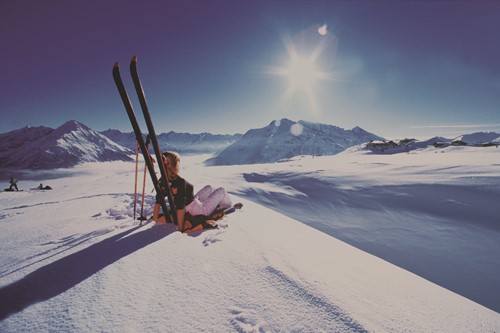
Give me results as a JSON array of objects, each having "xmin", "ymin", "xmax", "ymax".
[{"xmin": 156, "ymin": 176, "xmax": 194, "ymax": 211}]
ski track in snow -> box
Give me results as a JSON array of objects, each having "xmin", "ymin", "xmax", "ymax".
[
  {"xmin": 258, "ymin": 266, "xmax": 367, "ymax": 333},
  {"xmin": 0, "ymin": 190, "xmax": 152, "ymax": 282},
  {"xmin": 218, "ymin": 242, "xmax": 368, "ymax": 332},
  {"xmin": 0, "ymin": 222, "xmax": 130, "ymax": 279},
  {"xmin": 3, "ymin": 193, "xmax": 133, "ymax": 212}
]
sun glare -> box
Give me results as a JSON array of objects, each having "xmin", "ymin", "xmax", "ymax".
[
  {"xmin": 268, "ymin": 24, "xmax": 336, "ymax": 119},
  {"xmin": 275, "ymin": 49, "xmax": 329, "ymax": 117},
  {"xmin": 286, "ymin": 55, "xmax": 320, "ymax": 91}
]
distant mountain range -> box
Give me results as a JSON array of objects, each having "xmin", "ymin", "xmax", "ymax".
[
  {"xmin": 1, "ymin": 119, "xmax": 498, "ymax": 169},
  {"xmin": 100, "ymin": 129, "xmax": 242, "ymax": 155},
  {"xmin": 366, "ymin": 132, "xmax": 500, "ymax": 154},
  {"xmin": 0, "ymin": 121, "xmax": 132, "ymax": 169},
  {"xmin": 206, "ymin": 119, "xmax": 384, "ymax": 165}
]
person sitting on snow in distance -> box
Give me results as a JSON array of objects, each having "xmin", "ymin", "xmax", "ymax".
[{"xmin": 8, "ymin": 177, "xmax": 19, "ymax": 191}]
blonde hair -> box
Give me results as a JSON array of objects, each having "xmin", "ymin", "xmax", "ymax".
[{"xmin": 162, "ymin": 151, "xmax": 180, "ymax": 176}]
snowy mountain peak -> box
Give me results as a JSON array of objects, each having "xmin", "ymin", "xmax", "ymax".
[
  {"xmin": 0, "ymin": 121, "xmax": 132, "ymax": 169},
  {"xmin": 206, "ymin": 119, "xmax": 384, "ymax": 165},
  {"xmin": 272, "ymin": 118, "xmax": 295, "ymax": 127},
  {"xmin": 57, "ymin": 120, "xmax": 87, "ymax": 132},
  {"xmin": 351, "ymin": 126, "xmax": 370, "ymax": 135}
]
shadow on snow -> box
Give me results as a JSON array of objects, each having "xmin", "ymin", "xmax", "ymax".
[{"xmin": 0, "ymin": 224, "xmax": 175, "ymax": 320}]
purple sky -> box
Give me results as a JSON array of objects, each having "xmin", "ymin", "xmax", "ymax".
[{"xmin": 1, "ymin": 0, "xmax": 500, "ymax": 139}]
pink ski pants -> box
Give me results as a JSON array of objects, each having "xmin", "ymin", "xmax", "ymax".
[{"xmin": 185, "ymin": 185, "xmax": 232, "ymax": 216}]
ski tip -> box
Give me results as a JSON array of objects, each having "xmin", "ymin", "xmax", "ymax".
[
  {"xmin": 114, "ymin": 62, "xmax": 120, "ymax": 68},
  {"xmin": 131, "ymin": 55, "xmax": 138, "ymax": 64}
]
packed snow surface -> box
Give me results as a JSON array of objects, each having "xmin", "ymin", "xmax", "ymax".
[{"xmin": 1, "ymin": 146, "xmax": 499, "ymax": 332}]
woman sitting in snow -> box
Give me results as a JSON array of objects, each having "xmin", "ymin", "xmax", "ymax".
[{"xmin": 152, "ymin": 151, "xmax": 239, "ymax": 232}]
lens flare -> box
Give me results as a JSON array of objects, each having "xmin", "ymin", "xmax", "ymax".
[
  {"xmin": 318, "ymin": 24, "xmax": 328, "ymax": 36},
  {"xmin": 267, "ymin": 23, "xmax": 337, "ymax": 119},
  {"xmin": 290, "ymin": 123, "xmax": 304, "ymax": 136}
]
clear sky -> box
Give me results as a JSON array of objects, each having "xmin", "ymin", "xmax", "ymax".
[{"xmin": 1, "ymin": 0, "xmax": 500, "ymax": 139}]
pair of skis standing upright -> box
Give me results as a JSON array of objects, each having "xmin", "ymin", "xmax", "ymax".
[{"xmin": 112, "ymin": 56, "xmax": 176, "ymax": 226}]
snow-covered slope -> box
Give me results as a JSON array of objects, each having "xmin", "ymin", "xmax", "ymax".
[
  {"xmin": 206, "ymin": 119, "xmax": 384, "ymax": 165},
  {"xmin": 225, "ymin": 145, "xmax": 500, "ymax": 313},
  {"xmin": 0, "ymin": 121, "xmax": 132, "ymax": 169},
  {"xmin": 0, "ymin": 149, "xmax": 499, "ymax": 332}
]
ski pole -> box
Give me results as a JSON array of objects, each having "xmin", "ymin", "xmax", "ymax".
[
  {"xmin": 133, "ymin": 140, "xmax": 139, "ymax": 220},
  {"xmin": 140, "ymin": 162, "xmax": 148, "ymax": 222},
  {"xmin": 139, "ymin": 135, "xmax": 151, "ymax": 225}
]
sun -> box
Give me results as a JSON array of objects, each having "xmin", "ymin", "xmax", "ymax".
[
  {"xmin": 286, "ymin": 54, "xmax": 321, "ymax": 92},
  {"xmin": 270, "ymin": 49, "xmax": 327, "ymax": 95},
  {"xmin": 267, "ymin": 27, "xmax": 335, "ymax": 119},
  {"xmin": 271, "ymin": 40, "xmax": 332, "ymax": 96}
]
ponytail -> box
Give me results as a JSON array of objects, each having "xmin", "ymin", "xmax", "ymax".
[{"xmin": 162, "ymin": 151, "xmax": 180, "ymax": 176}]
